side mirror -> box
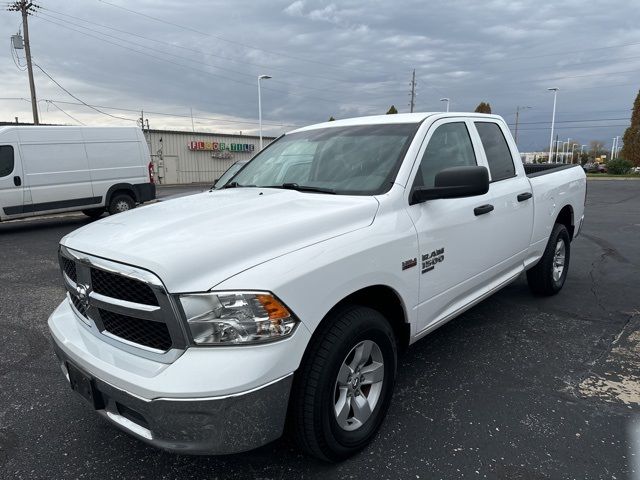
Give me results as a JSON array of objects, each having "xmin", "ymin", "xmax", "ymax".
[{"xmin": 411, "ymin": 166, "xmax": 489, "ymax": 204}]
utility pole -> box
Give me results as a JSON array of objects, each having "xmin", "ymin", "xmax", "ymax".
[
  {"xmin": 8, "ymin": 1, "xmax": 40, "ymax": 124},
  {"xmin": 409, "ymin": 69, "xmax": 416, "ymax": 113}
]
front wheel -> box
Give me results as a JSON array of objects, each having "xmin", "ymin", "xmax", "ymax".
[
  {"xmin": 291, "ymin": 306, "xmax": 397, "ymax": 462},
  {"xmin": 526, "ymin": 223, "xmax": 571, "ymax": 296}
]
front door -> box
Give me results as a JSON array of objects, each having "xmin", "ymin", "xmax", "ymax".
[
  {"xmin": 0, "ymin": 144, "xmax": 27, "ymax": 220},
  {"xmin": 406, "ymin": 119, "xmax": 496, "ymax": 334}
]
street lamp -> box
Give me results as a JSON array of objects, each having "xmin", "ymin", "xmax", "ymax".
[
  {"xmin": 547, "ymin": 87, "xmax": 559, "ymax": 164},
  {"xmin": 440, "ymin": 98, "xmax": 450, "ymax": 112},
  {"xmin": 514, "ymin": 105, "xmax": 532, "ymax": 145},
  {"xmin": 258, "ymin": 74, "xmax": 272, "ymax": 150},
  {"xmin": 555, "ymin": 140, "xmax": 562, "ymax": 162},
  {"xmin": 571, "ymin": 143, "xmax": 578, "ymax": 164}
]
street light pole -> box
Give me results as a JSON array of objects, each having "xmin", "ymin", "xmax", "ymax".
[
  {"xmin": 571, "ymin": 143, "xmax": 578, "ymax": 164},
  {"xmin": 257, "ymin": 74, "xmax": 272, "ymax": 150},
  {"xmin": 514, "ymin": 105, "xmax": 532, "ymax": 145},
  {"xmin": 440, "ymin": 98, "xmax": 450, "ymax": 112},
  {"xmin": 547, "ymin": 87, "xmax": 559, "ymax": 164}
]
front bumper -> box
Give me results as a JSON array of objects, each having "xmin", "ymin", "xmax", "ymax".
[{"xmin": 52, "ymin": 340, "xmax": 293, "ymax": 454}]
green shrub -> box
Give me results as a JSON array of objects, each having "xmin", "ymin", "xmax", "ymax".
[{"xmin": 606, "ymin": 158, "xmax": 632, "ymax": 175}]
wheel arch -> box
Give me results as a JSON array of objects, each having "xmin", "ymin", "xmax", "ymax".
[
  {"xmin": 106, "ymin": 183, "xmax": 137, "ymax": 205},
  {"xmin": 313, "ymin": 284, "xmax": 410, "ymax": 353},
  {"xmin": 555, "ymin": 204, "xmax": 574, "ymax": 239}
]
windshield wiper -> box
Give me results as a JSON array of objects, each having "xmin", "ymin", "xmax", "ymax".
[
  {"xmin": 222, "ymin": 181, "xmax": 255, "ymax": 189},
  {"xmin": 269, "ymin": 183, "xmax": 336, "ymax": 194}
]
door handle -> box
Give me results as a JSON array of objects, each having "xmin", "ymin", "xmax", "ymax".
[
  {"xmin": 13, "ymin": 176, "xmax": 21, "ymax": 187},
  {"xmin": 517, "ymin": 192, "xmax": 532, "ymax": 202},
  {"xmin": 474, "ymin": 204, "xmax": 494, "ymax": 216}
]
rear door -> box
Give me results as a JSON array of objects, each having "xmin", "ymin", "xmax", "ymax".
[
  {"xmin": 0, "ymin": 144, "xmax": 27, "ymax": 219},
  {"xmin": 472, "ymin": 120, "xmax": 534, "ymax": 271}
]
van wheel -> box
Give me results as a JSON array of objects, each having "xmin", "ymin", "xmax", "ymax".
[
  {"xmin": 291, "ymin": 306, "xmax": 397, "ymax": 462},
  {"xmin": 108, "ymin": 194, "xmax": 135, "ymax": 215},
  {"xmin": 526, "ymin": 223, "xmax": 571, "ymax": 296},
  {"xmin": 82, "ymin": 208, "xmax": 105, "ymax": 219}
]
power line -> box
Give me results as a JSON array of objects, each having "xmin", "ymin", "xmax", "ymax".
[
  {"xmin": 0, "ymin": 96, "xmax": 301, "ymax": 128},
  {"xmin": 39, "ymin": 6, "xmax": 363, "ymax": 87},
  {"xmin": 34, "ymin": 11, "xmax": 362, "ymax": 98},
  {"xmin": 94, "ymin": 0, "xmax": 366, "ymax": 73},
  {"xmin": 33, "ymin": 63, "xmax": 137, "ymax": 122},
  {"xmin": 32, "ymin": 15, "xmax": 387, "ymax": 109},
  {"xmin": 45, "ymin": 100, "xmax": 85, "ymax": 125}
]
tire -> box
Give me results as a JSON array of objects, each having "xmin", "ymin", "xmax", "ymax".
[
  {"xmin": 108, "ymin": 193, "xmax": 135, "ymax": 215},
  {"xmin": 82, "ymin": 208, "xmax": 105, "ymax": 219},
  {"xmin": 291, "ymin": 305, "xmax": 397, "ymax": 462},
  {"xmin": 526, "ymin": 223, "xmax": 571, "ymax": 296}
]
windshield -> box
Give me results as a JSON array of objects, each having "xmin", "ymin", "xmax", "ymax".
[
  {"xmin": 213, "ymin": 161, "xmax": 247, "ymax": 189},
  {"xmin": 229, "ymin": 123, "xmax": 419, "ymax": 195}
]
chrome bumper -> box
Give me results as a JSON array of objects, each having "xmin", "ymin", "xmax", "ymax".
[{"xmin": 52, "ymin": 341, "xmax": 293, "ymax": 455}]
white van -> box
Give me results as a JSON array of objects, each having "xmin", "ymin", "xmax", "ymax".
[{"xmin": 0, "ymin": 126, "xmax": 155, "ymax": 221}]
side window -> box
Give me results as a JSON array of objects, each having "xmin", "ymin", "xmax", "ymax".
[
  {"xmin": 0, "ymin": 146, "xmax": 14, "ymax": 178},
  {"xmin": 475, "ymin": 122, "xmax": 515, "ymax": 181},
  {"xmin": 414, "ymin": 122, "xmax": 476, "ymax": 188}
]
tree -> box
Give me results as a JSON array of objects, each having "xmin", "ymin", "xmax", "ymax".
[
  {"xmin": 474, "ymin": 102, "xmax": 492, "ymax": 114},
  {"xmin": 607, "ymin": 158, "xmax": 632, "ymax": 174},
  {"xmin": 620, "ymin": 89, "xmax": 640, "ymax": 166},
  {"xmin": 328, "ymin": 116, "xmax": 335, "ymax": 121},
  {"xmin": 386, "ymin": 105, "xmax": 398, "ymax": 114}
]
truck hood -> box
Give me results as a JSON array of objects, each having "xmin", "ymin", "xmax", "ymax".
[{"xmin": 61, "ymin": 188, "xmax": 379, "ymax": 292}]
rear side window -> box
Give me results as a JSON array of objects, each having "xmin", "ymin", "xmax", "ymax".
[
  {"xmin": 414, "ymin": 122, "xmax": 476, "ymax": 188},
  {"xmin": 0, "ymin": 146, "xmax": 14, "ymax": 178},
  {"xmin": 475, "ymin": 122, "xmax": 515, "ymax": 181}
]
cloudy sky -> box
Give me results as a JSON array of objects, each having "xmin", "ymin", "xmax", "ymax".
[{"xmin": 1, "ymin": 0, "xmax": 638, "ymax": 150}]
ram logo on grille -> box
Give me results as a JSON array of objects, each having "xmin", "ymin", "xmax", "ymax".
[{"xmin": 75, "ymin": 283, "xmax": 91, "ymax": 311}]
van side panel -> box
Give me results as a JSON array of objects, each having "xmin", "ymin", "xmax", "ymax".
[
  {"xmin": 18, "ymin": 128, "xmax": 97, "ymax": 213},
  {"xmin": 82, "ymin": 128, "xmax": 148, "ymax": 204}
]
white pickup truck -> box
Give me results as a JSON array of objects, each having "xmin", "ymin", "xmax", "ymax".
[{"xmin": 48, "ymin": 113, "xmax": 586, "ymax": 461}]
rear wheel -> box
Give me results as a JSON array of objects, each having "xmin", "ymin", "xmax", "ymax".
[
  {"xmin": 108, "ymin": 193, "xmax": 135, "ymax": 215},
  {"xmin": 291, "ymin": 306, "xmax": 397, "ymax": 462},
  {"xmin": 82, "ymin": 208, "xmax": 104, "ymax": 219},
  {"xmin": 526, "ymin": 223, "xmax": 571, "ymax": 296}
]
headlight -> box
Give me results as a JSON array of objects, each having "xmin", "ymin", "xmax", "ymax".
[{"xmin": 179, "ymin": 291, "xmax": 298, "ymax": 345}]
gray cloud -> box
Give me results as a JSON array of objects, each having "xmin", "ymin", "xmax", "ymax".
[{"xmin": 0, "ymin": 0, "xmax": 637, "ymax": 150}]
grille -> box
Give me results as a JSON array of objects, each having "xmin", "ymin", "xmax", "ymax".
[
  {"xmin": 91, "ymin": 268, "xmax": 159, "ymax": 306},
  {"xmin": 61, "ymin": 256, "xmax": 77, "ymax": 283},
  {"xmin": 70, "ymin": 293, "xmax": 88, "ymax": 317},
  {"xmin": 99, "ymin": 309, "xmax": 172, "ymax": 351}
]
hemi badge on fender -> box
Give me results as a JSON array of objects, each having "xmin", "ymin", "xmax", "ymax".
[{"xmin": 402, "ymin": 258, "xmax": 417, "ymax": 271}]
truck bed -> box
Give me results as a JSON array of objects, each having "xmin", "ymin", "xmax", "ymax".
[{"xmin": 524, "ymin": 163, "xmax": 582, "ymax": 178}]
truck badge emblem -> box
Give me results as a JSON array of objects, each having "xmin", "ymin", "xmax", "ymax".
[
  {"xmin": 75, "ymin": 284, "xmax": 91, "ymax": 310},
  {"xmin": 402, "ymin": 258, "xmax": 417, "ymax": 270},
  {"xmin": 422, "ymin": 248, "xmax": 445, "ymax": 273}
]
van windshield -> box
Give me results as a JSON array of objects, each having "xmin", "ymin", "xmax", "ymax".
[{"xmin": 229, "ymin": 123, "xmax": 419, "ymax": 195}]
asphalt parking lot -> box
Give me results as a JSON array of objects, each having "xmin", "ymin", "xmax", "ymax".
[{"xmin": 1, "ymin": 181, "xmax": 639, "ymax": 479}]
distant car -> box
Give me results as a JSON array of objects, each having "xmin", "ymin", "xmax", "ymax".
[
  {"xmin": 632, "ymin": 166, "xmax": 640, "ymax": 174},
  {"xmin": 583, "ymin": 163, "xmax": 606, "ymax": 173}
]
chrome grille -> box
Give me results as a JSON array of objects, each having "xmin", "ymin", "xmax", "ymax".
[
  {"xmin": 100, "ymin": 309, "xmax": 172, "ymax": 351},
  {"xmin": 70, "ymin": 292, "xmax": 89, "ymax": 317},
  {"xmin": 58, "ymin": 246, "xmax": 185, "ymax": 362},
  {"xmin": 61, "ymin": 256, "xmax": 77, "ymax": 283},
  {"xmin": 91, "ymin": 268, "xmax": 159, "ymax": 306}
]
